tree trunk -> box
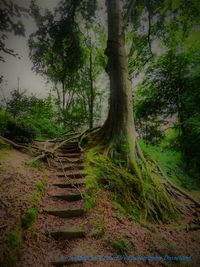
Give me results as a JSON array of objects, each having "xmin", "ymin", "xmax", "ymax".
[
  {"xmin": 99, "ymin": 0, "xmax": 139, "ymax": 175},
  {"xmin": 61, "ymin": 80, "xmax": 67, "ymax": 125},
  {"xmin": 62, "ymin": 80, "xmax": 66, "ymax": 111},
  {"xmin": 89, "ymin": 44, "xmax": 94, "ymax": 129}
]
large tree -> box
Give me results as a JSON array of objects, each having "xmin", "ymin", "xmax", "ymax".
[
  {"xmin": 85, "ymin": 0, "xmax": 199, "ymax": 221},
  {"xmin": 97, "ymin": 0, "xmax": 139, "ymax": 173}
]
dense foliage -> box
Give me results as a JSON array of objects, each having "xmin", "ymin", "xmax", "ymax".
[
  {"xmin": 0, "ymin": 90, "xmax": 68, "ymax": 142},
  {"xmin": 135, "ymin": 49, "xmax": 200, "ymax": 177}
]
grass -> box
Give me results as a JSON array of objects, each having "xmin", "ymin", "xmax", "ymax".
[
  {"xmin": 3, "ymin": 229, "xmax": 22, "ymax": 267},
  {"xmin": 30, "ymin": 179, "xmax": 47, "ymax": 207},
  {"xmin": 2, "ymin": 176, "xmax": 48, "ymax": 266},
  {"xmin": 0, "ymin": 139, "xmax": 11, "ymax": 150},
  {"xmin": 91, "ymin": 212, "xmax": 106, "ymax": 239},
  {"xmin": 139, "ymin": 139, "xmax": 198, "ymax": 190},
  {"xmin": 83, "ymin": 150, "xmax": 102, "ymax": 211},
  {"xmin": 22, "ymin": 207, "xmax": 37, "ymax": 229},
  {"xmin": 0, "ymin": 139, "xmax": 10, "ymax": 159},
  {"xmin": 35, "ymin": 180, "xmax": 46, "ymax": 194},
  {"xmin": 31, "ymin": 193, "xmax": 40, "ymax": 207},
  {"xmin": 26, "ymin": 145, "xmax": 34, "ymax": 155},
  {"xmin": 27, "ymin": 159, "xmax": 44, "ymax": 170},
  {"xmin": 111, "ymin": 238, "xmax": 132, "ymax": 256},
  {"xmin": 102, "ymin": 237, "xmax": 135, "ymax": 257},
  {"xmin": 26, "ymin": 178, "xmax": 47, "ymax": 226}
]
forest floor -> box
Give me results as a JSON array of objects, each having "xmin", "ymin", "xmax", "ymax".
[{"xmin": 0, "ymin": 143, "xmax": 200, "ymax": 267}]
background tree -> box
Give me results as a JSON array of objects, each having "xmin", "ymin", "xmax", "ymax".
[
  {"xmin": 29, "ymin": 0, "xmax": 105, "ymax": 131},
  {"xmin": 29, "ymin": 0, "xmax": 83, "ymax": 124},
  {"xmin": 135, "ymin": 50, "xmax": 200, "ymax": 174},
  {"xmin": 0, "ymin": 0, "xmax": 27, "ymax": 62}
]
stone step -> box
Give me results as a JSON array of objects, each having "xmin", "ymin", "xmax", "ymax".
[
  {"xmin": 53, "ymin": 181, "xmax": 84, "ymax": 188},
  {"xmin": 52, "ymin": 257, "xmax": 82, "ymax": 266},
  {"xmin": 57, "ymin": 173, "xmax": 86, "ymax": 179},
  {"xmin": 50, "ymin": 228, "xmax": 85, "ymax": 239},
  {"xmin": 58, "ymin": 149, "xmax": 80, "ymax": 154},
  {"xmin": 51, "ymin": 193, "xmax": 82, "ymax": 201},
  {"xmin": 59, "ymin": 147, "xmax": 80, "ymax": 152},
  {"xmin": 62, "ymin": 142, "xmax": 78, "ymax": 147},
  {"xmin": 57, "ymin": 153, "xmax": 81, "ymax": 158},
  {"xmin": 55, "ymin": 159, "xmax": 83, "ymax": 164},
  {"xmin": 45, "ymin": 208, "xmax": 84, "ymax": 218},
  {"xmin": 58, "ymin": 165, "xmax": 84, "ymax": 171}
]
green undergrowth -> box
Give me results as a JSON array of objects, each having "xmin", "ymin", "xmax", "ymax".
[
  {"xmin": 22, "ymin": 207, "xmax": 37, "ymax": 229},
  {"xmin": 139, "ymin": 140, "xmax": 199, "ymax": 191},
  {"xmin": 0, "ymin": 139, "xmax": 11, "ymax": 160},
  {"xmin": 90, "ymin": 211, "xmax": 106, "ymax": 239},
  {"xmin": 103, "ymin": 237, "xmax": 135, "ymax": 257},
  {"xmin": 27, "ymin": 159, "xmax": 44, "ymax": 171},
  {"xmin": 1, "ymin": 177, "xmax": 48, "ymax": 266},
  {"xmin": 23, "ymin": 178, "xmax": 47, "ymax": 229},
  {"xmin": 83, "ymin": 146, "xmax": 179, "ymax": 223},
  {"xmin": 111, "ymin": 238, "xmax": 133, "ymax": 256},
  {"xmin": 1, "ymin": 228, "xmax": 22, "ymax": 267},
  {"xmin": 30, "ymin": 179, "xmax": 47, "ymax": 207}
]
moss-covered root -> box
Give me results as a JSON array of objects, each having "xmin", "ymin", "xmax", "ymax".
[{"xmin": 84, "ymin": 146, "xmax": 179, "ymax": 223}]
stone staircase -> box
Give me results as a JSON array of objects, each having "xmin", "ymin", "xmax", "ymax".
[{"xmin": 44, "ymin": 141, "xmax": 86, "ymax": 266}]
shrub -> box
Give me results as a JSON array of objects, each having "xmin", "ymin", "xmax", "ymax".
[
  {"xmin": 5, "ymin": 230, "xmax": 22, "ymax": 250},
  {"xmin": 3, "ymin": 229, "xmax": 22, "ymax": 267},
  {"xmin": 0, "ymin": 108, "xmax": 36, "ymax": 143},
  {"xmin": 111, "ymin": 238, "xmax": 132, "ymax": 256},
  {"xmin": 4, "ymin": 119, "xmax": 36, "ymax": 144},
  {"xmin": 22, "ymin": 208, "xmax": 37, "ymax": 229},
  {"xmin": 35, "ymin": 181, "xmax": 46, "ymax": 193},
  {"xmin": 0, "ymin": 109, "xmax": 12, "ymax": 135}
]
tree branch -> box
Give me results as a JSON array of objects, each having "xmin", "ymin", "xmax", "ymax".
[
  {"xmin": 122, "ymin": 0, "xmax": 137, "ymax": 33},
  {"xmin": 146, "ymin": 2, "xmax": 153, "ymax": 57}
]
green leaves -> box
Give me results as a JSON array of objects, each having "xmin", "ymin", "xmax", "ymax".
[
  {"xmin": 127, "ymin": 0, "xmax": 200, "ymax": 75},
  {"xmin": 29, "ymin": 1, "xmax": 83, "ymax": 79},
  {"xmin": 135, "ymin": 46, "xmax": 200, "ymax": 175}
]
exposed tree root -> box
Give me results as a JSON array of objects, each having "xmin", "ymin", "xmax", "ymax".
[
  {"xmin": 83, "ymin": 139, "xmax": 179, "ymax": 223},
  {"xmin": 81, "ymin": 126, "xmax": 199, "ymax": 222},
  {"xmin": 150, "ymin": 157, "xmax": 200, "ymax": 208},
  {"xmin": 0, "ymin": 136, "xmax": 56, "ymax": 165},
  {"xmin": 0, "ymin": 136, "xmax": 48, "ymax": 154},
  {"xmin": 27, "ymin": 130, "xmax": 90, "ymax": 165},
  {"xmin": 0, "ymin": 136, "xmax": 36, "ymax": 152}
]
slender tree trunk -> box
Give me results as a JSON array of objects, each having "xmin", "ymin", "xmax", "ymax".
[
  {"xmin": 61, "ymin": 80, "xmax": 67, "ymax": 125},
  {"xmin": 89, "ymin": 44, "xmax": 94, "ymax": 129},
  {"xmin": 177, "ymin": 85, "xmax": 189, "ymax": 167},
  {"xmin": 62, "ymin": 81, "xmax": 65, "ymax": 111}
]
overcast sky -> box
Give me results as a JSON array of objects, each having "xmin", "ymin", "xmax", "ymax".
[{"xmin": 0, "ymin": 0, "xmax": 60, "ymax": 100}]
